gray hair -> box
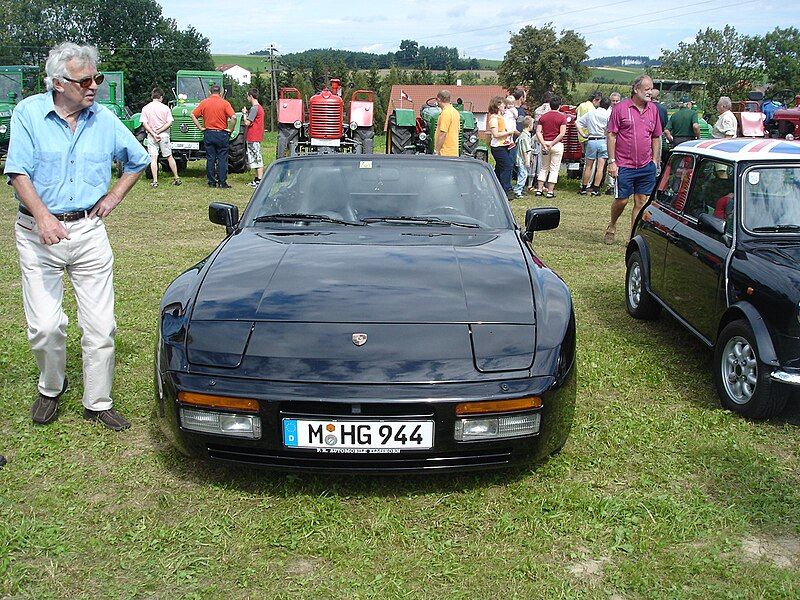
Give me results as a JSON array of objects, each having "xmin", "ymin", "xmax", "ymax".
[
  {"xmin": 718, "ymin": 96, "xmax": 732, "ymax": 110},
  {"xmin": 45, "ymin": 42, "xmax": 99, "ymax": 91},
  {"xmin": 609, "ymin": 91, "xmax": 622, "ymax": 101},
  {"xmin": 630, "ymin": 74, "xmax": 652, "ymax": 96},
  {"xmin": 436, "ymin": 89, "xmax": 451, "ymax": 102}
]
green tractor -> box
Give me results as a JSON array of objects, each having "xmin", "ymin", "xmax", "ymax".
[
  {"xmin": 0, "ymin": 65, "xmax": 40, "ymax": 159},
  {"xmin": 386, "ymin": 97, "xmax": 488, "ymax": 161},
  {"xmin": 167, "ymin": 70, "xmax": 247, "ymax": 175},
  {"xmin": 652, "ymin": 79, "xmax": 713, "ymax": 139},
  {"xmin": 97, "ymin": 71, "xmax": 141, "ymax": 134}
]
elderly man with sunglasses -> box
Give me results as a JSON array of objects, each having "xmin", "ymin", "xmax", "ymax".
[{"xmin": 4, "ymin": 42, "xmax": 149, "ymax": 431}]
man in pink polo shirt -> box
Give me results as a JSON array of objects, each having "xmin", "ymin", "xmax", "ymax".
[{"xmin": 604, "ymin": 75, "xmax": 662, "ymax": 244}]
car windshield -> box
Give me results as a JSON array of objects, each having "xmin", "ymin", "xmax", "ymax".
[
  {"xmin": 243, "ymin": 157, "xmax": 513, "ymax": 229},
  {"xmin": 95, "ymin": 73, "xmax": 123, "ymax": 103},
  {"xmin": 743, "ymin": 166, "xmax": 800, "ymax": 233}
]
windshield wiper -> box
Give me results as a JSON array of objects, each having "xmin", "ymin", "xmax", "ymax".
[
  {"xmin": 752, "ymin": 224, "xmax": 800, "ymax": 232},
  {"xmin": 253, "ymin": 213, "xmax": 363, "ymax": 226},
  {"xmin": 361, "ymin": 216, "xmax": 479, "ymax": 228}
]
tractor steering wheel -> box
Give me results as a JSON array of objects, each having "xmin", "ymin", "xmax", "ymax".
[{"xmin": 426, "ymin": 97, "xmax": 439, "ymax": 107}]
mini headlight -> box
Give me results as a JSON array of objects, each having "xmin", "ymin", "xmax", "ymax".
[
  {"xmin": 294, "ymin": 120, "xmax": 302, "ymax": 129},
  {"xmin": 349, "ymin": 121, "xmax": 358, "ymax": 130},
  {"xmin": 419, "ymin": 132, "xmax": 428, "ymax": 141}
]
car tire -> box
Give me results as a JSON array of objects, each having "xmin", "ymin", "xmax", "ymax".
[
  {"xmin": 625, "ymin": 251, "xmax": 661, "ymax": 320},
  {"xmin": 713, "ymin": 320, "xmax": 788, "ymax": 419}
]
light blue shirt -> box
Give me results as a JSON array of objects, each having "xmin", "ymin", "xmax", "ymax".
[{"xmin": 4, "ymin": 91, "xmax": 150, "ymax": 213}]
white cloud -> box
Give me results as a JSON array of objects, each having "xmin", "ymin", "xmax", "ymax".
[{"xmin": 601, "ymin": 37, "xmax": 623, "ymax": 50}]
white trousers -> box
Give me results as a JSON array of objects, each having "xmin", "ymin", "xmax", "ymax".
[
  {"xmin": 15, "ymin": 211, "xmax": 116, "ymax": 411},
  {"xmin": 538, "ymin": 142, "xmax": 564, "ymax": 185}
]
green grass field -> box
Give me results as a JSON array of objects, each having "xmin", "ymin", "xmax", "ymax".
[
  {"xmin": 213, "ymin": 54, "xmax": 271, "ymax": 72},
  {"xmin": 1, "ymin": 135, "xmax": 798, "ymax": 597}
]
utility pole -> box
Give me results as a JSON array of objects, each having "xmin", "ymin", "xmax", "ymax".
[{"xmin": 268, "ymin": 44, "xmax": 279, "ymax": 131}]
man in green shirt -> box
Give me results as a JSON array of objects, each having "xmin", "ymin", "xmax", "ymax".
[{"xmin": 665, "ymin": 96, "xmax": 700, "ymax": 148}]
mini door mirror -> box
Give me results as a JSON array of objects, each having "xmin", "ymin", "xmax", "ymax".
[{"xmin": 698, "ymin": 212, "xmax": 726, "ymax": 237}]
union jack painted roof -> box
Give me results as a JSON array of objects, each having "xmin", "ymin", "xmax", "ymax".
[{"xmin": 676, "ymin": 138, "xmax": 800, "ymax": 161}]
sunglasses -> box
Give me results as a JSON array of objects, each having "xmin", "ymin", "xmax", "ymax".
[{"xmin": 62, "ymin": 73, "xmax": 104, "ymax": 89}]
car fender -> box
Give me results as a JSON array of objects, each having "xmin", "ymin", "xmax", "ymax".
[
  {"xmin": 718, "ymin": 302, "xmax": 780, "ymax": 366},
  {"xmin": 626, "ymin": 235, "xmax": 653, "ymax": 293}
]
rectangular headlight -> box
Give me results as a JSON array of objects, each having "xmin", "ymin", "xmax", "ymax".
[
  {"xmin": 454, "ymin": 412, "xmax": 540, "ymax": 442},
  {"xmin": 180, "ymin": 407, "xmax": 262, "ymax": 439}
]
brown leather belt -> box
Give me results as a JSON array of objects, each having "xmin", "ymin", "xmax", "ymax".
[{"xmin": 19, "ymin": 205, "xmax": 90, "ymax": 222}]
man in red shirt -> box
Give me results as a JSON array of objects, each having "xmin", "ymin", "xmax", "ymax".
[
  {"xmin": 191, "ymin": 84, "xmax": 235, "ymax": 188},
  {"xmin": 604, "ymin": 75, "xmax": 662, "ymax": 244},
  {"xmin": 242, "ymin": 88, "xmax": 265, "ymax": 187}
]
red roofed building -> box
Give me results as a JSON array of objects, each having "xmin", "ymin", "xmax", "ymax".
[{"xmin": 384, "ymin": 85, "xmax": 507, "ymax": 132}]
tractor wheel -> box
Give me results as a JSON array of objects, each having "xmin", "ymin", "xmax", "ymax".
[
  {"xmin": 227, "ymin": 129, "xmax": 247, "ymax": 174},
  {"xmin": 354, "ymin": 128, "xmax": 375, "ymax": 154},
  {"xmin": 388, "ymin": 114, "xmax": 415, "ymax": 154}
]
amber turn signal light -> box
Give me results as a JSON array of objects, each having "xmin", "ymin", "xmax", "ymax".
[
  {"xmin": 455, "ymin": 396, "xmax": 542, "ymax": 416},
  {"xmin": 178, "ymin": 391, "xmax": 259, "ymax": 413}
]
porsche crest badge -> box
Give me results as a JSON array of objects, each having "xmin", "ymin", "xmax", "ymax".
[{"xmin": 352, "ymin": 333, "xmax": 368, "ymax": 346}]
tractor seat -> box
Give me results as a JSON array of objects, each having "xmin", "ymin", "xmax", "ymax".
[{"xmin": 739, "ymin": 112, "xmax": 766, "ymax": 137}]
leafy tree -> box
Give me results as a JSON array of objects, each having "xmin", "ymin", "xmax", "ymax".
[
  {"xmin": 654, "ymin": 26, "xmax": 762, "ymax": 103},
  {"xmin": 751, "ymin": 27, "xmax": 800, "ymax": 93},
  {"xmin": 0, "ymin": 0, "xmax": 213, "ymax": 108},
  {"xmin": 498, "ymin": 23, "xmax": 589, "ymax": 101},
  {"xmin": 398, "ymin": 40, "xmax": 419, "ymax": 66}
]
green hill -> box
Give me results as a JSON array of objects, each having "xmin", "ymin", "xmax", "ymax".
[
  {"xmin": 213, "ymin": 54, "xmax": 270, "ymax": 72},
  {"xmin": 588, "ymin": 66, "xmax": 644, "ymax": 83}
]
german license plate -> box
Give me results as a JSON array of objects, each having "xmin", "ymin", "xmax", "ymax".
[
  {"xmin": 171, "ymin": 141, "xmax": 199, "ymax": 150},
  {"xmin": 283, "ymin": 419, "xmax": 434, "ymax": 451}
]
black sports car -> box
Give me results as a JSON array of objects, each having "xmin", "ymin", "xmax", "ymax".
[{"xmin": 155, "ymin": 155, "xmax": 576, "ymax": 472}]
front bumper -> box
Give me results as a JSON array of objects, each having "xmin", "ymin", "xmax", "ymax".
[{"xmin": 155, "ymin": 368, "xmax": 576, "ymax": 474}]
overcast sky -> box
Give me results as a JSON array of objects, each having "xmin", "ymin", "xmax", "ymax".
[{"xmin": 159, "ymin": 0, "xmax": 789, "ymax": 61}]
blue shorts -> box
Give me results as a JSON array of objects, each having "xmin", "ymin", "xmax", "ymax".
[
  {"xmin": 585, "ymin": 138, "xmax": 608, "ymax": 160},
  {"xmin": 616, "ymin": 162, "xmax": 657, "ymax": 199}
]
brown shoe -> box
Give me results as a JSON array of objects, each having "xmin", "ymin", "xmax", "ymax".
[
  {"xmin": 603, "ymin": 228, "xmax": 615, "ymax": 245},
  {"xmin": 31, "ymin": 377, "xmax": 68, "ymax": 425},
  {"xmin": 83, "ymin": 408, "xmax": 131, "ymax": 431}
]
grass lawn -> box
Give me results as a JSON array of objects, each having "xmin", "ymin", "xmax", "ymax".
[{"xmin": 1, "ymin": 133, "xmax": 798, "ymax": 597}]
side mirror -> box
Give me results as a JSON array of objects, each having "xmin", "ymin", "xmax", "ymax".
[
  {"xmin": 523, "ymin": 207, "xmax": 560, "ymax": 241},
  {"xmin": 209, "ymin": 202, "xmax": 239, "ymax": 235},
  {"xmin": 698, "ymin": 212, "xmax": 726, "ymax": 236}
]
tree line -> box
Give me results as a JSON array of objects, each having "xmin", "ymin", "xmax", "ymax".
[{"xmin": 253, "ymin": 41, "xmax": 481, "ymax": 71}]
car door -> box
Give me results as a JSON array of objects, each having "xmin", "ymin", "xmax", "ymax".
[
  {"xmin": 661, "ymin": 157, "xmax": 733, "ymax": 341},
  {"xmin": 638, "ymin": 153, "xmax": 695, "ymax": 298}
]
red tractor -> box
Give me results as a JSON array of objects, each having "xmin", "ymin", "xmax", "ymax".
[
  {"xmin": 771, "ymin": 93, "xmax": 800, "ymax": 139},
  {"xmin": 276, "ymin": 79, "xmax": 375, "ymax": 158},
  {"xmin": 559, "ymin": 104, "xmax": 583, "ymax": 179}
]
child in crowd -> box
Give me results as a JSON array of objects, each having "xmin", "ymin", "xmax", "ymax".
[{"xmin": 512, "ymin": 116, "xmax": 533, "ymax": 199}]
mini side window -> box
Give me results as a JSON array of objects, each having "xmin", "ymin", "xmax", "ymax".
[
  {"xmin": 656, "ymin": 153, "xmax": 695, "ymax": 211},
  {"xmin": 684, "ymin": 159, "xmax": 734, "ymax": 223}
]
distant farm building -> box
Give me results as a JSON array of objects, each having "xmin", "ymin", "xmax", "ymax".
[{"xmin": 216, "ymin": 64, "xmax": 251, "ymax": 86}]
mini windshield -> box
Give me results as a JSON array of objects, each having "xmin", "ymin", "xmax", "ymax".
[
  {"xmin": 243, "ymin": 157, "xmax": 513, "ymax": 230},
  {"xmin": 177, "ymin": 77, "xmax": 217, "ymax": 100},
  {"xmin": 0, "ymin": 72, "xmax": 22, "ymax": 101},
  {"xmin": 95, "ymin": 73, "xmax": 123, "ymax": 103},
  {"xmin": 743, "ymin": 166, "xmax": 800, "ymax": 233}
]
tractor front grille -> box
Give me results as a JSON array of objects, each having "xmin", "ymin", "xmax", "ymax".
[
  {"xmin": 171, "ymin": 118, "xmax": 203, "ymax": 142},
  {"xmin": 309, "ymin": 104, "xmax": 343, "ymax": 139}
]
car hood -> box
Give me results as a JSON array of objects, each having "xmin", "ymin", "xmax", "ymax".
[
  {"xmin": 185, "ymin": 229, "xmax": 537, "ymax": 382},
  {"xmin": 191, "ymin": 229, "xmax": 535, "ymax": 324}
]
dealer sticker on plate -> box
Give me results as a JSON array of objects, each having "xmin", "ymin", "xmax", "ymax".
[{"xmin": 283, "ymin": 419, "xmax": 434, "ymax": 452}]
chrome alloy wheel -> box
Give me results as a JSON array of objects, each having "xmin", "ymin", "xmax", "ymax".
[
  {"xmin": 627, "ymin": 261, "xmax": 642, "ymax": 308},
  {"xmin": 721, "ymin": 335, "xmax": 758, "ymax": 404}
]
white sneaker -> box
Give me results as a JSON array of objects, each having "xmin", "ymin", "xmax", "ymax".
[{"xmin": 247, "ymin": 180, "xmax": 260, "ymax": 188}]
